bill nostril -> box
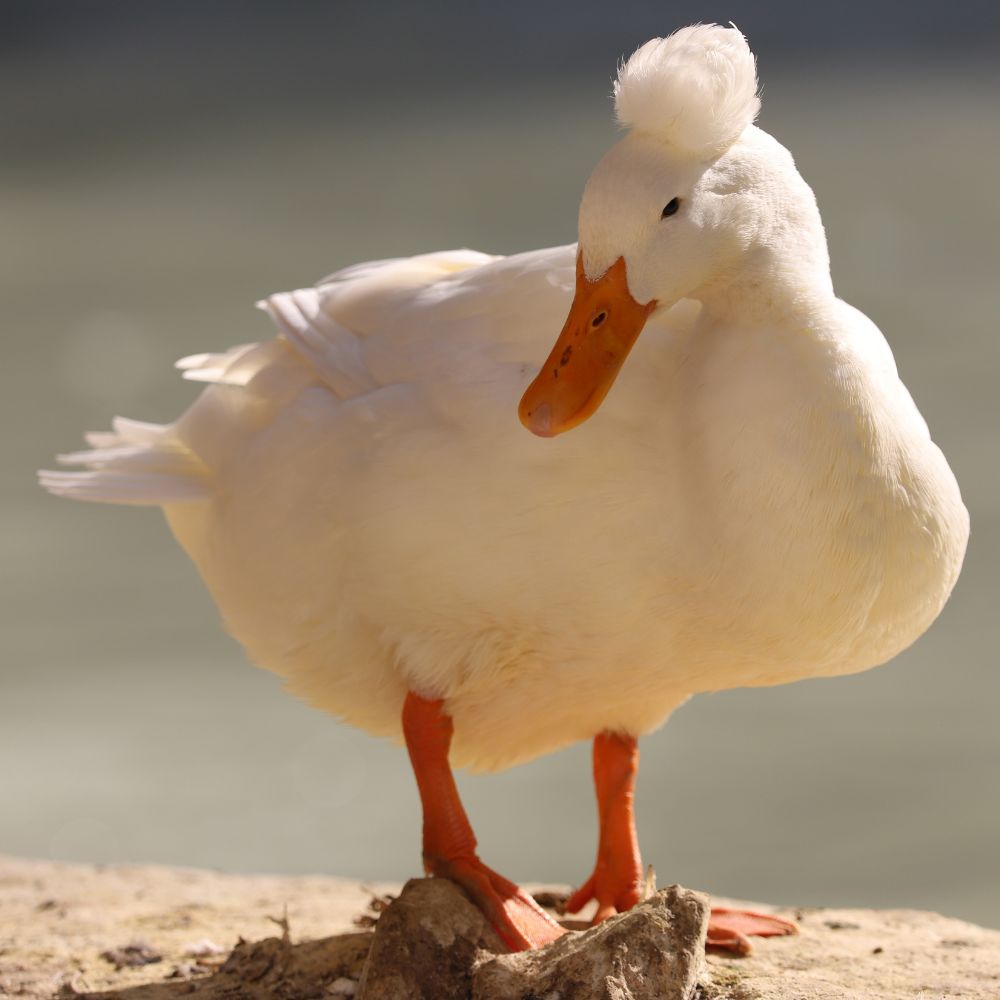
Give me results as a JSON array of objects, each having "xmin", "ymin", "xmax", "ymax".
[{"xmin": 591, "ymin": 311, "xmax": 608, "ymax": 329}]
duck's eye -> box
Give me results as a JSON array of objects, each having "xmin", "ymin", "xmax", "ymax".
[{"xmin": 661, "ymin": 197, "xmax": 681, "ymax": 219}]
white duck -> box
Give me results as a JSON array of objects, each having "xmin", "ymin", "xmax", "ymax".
[{"xmin": 41, "ymin": 25, "xmax": 968, "ymax": 954}]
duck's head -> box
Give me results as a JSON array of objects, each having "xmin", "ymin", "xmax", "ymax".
[{"xmin": 520, "ymin": 24, "xmax": 819, "ymax": 437}]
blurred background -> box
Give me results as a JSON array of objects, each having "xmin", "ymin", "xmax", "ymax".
[{"xmin": 3, "ymin": 1, "xmax": 998, "ymax": 927}]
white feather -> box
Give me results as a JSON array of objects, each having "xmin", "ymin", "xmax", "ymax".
[
  {"xmin": 40, "ymin": 418, "xmax": 208, "ymax": 506},
  {"xmin": 614, "ymin": 24, "xmax": 760, "ymax": 156},
  {"xmin": 38, "ymin": 469, "xmax": 209, "ymax": 505},
  {"xmin": 175, "ymin": 341, "xmax": 287, "ymax": 387},
  {"xmin": 258, "ymin": 289, "xmax": 377, "ymax": 400},
  {"xmin": 316, "ymin": 248, "xmax": 496, "ymax": 288}
]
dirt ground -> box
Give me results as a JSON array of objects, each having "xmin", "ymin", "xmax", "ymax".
[{"xmin": 2, "ymin": 855, "xmax": 999, "ymax": 1000}]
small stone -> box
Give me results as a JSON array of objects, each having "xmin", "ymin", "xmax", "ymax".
[
  {"xmin": 531, "ymin": 890, "xmax": 569, "ymax": 915},
  {"xmin": 54, "ymin": 972, "xmax": 88, "ymax": 996},
  {"xmin": 328, "ymin": 975, "xmax": 359, "ymax": 995},
  {"xmin": 100, "ymin": 939, "xmax": 163, "ymax": 969},
  {"xmin": 475, "ymin": 885, "xmax": 709, "ymax": 1000},
  {"xmin": 183, "ymin": 938, "xmax": 225, "ymax": 957},
  {"xmin": 167, "ymin": 962, "xmax": 210, "ymax": 979}
]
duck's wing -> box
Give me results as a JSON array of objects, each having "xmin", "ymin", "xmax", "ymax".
[
  {"xmin": 259, "ymin": 245, "xmax": 578, "ymax": 398},
  {"xmin": 43, "ymin": 244, "xmax": 660, "ymax": 507},
  {"xmin": 315, "ymin": 248, "xmax": 498, "ymax": 288},
  {"xmin": 175, "ymin": 342, "xmax": 268, "ymax": 386},
  {"xmin": 39, "ymin": 248, "xmax": 550, "ymax": 505}
]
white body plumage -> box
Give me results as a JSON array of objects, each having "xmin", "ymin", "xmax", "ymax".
[{"xmin": 42, "ymin": 26, "xmax": 968, "ymax": 772}]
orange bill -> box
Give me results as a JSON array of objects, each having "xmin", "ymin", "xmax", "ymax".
[{"xmin": 519, "ymin": 254, "xmax": 656, "ymax": 437}]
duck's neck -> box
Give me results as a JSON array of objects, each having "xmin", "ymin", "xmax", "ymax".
[
  {"xmin": 701, "ymin": 167, "xmax": 836, "ymax": 327},
  {"xmin": 700, "ymin": 250, "xmax": 833, "ymax": 328}
]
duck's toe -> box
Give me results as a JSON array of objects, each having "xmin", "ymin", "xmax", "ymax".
[
  {"xmin": 706, "ymin": 907, "xmax": 799, "ymax": 955},
  {"xmin": 431, "ymin": 855, "xmax": 565, "ymax": 952}
]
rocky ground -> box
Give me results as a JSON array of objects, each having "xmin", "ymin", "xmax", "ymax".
[{"xmin": 1, "ymin": 855, "xmax": 998, "ymax": 999}]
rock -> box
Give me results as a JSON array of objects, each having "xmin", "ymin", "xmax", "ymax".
[
  {"xmin": 356, "ymin": 878, "xmax": 504, "ymax": 1000},
  {"xmin": 475, "ymin": 884, "xmax": 708, "ymax": 1000},
  {"xmin": 356, "ymin": 878, "xmax": 707, "ymax": 1000}
]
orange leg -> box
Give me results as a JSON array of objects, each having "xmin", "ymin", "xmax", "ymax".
[
  {"xmin": 402, "ymin": 691, "xmax": 564, "ymax": 952},
  {"xmin": 566, "ymin": 731, "xmax": 644, "ymax": 921},
  {"xmin": 566, "ymin": 731, "xmax": 798, "ymax": 954}
]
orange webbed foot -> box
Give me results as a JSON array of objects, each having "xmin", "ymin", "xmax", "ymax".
[
  {"xmin": 565, "ymin": 867, "xmax": 644, "ymax": 924},
  {"xmin": 707, "ymin": 907, "xmax": 799, "ymax": 955},
  {"xmin": 431, "ymin": 854, "xmax": 564, "ymax": 951}
]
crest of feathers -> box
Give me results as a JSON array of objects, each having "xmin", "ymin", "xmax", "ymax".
[{"xmin": 613, "ymin": 24, "xmax": 760, "ymax": 157}]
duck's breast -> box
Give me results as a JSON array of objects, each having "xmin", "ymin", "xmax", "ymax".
[{"xmin": 676, "ymin": 301, "xmax": 968, "ymax": 687}]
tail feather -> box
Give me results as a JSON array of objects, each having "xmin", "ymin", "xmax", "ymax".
[
  {"xmin": 38, "ymin": 468, "xmax": 209, "ymax": 504},
  {"xmin": 40, "ymin": 418, "xmax": 209, "ymax": 507},
  {"xmin": 109, "ymin": 416, "xmax": 168, "ymax": 443}
]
